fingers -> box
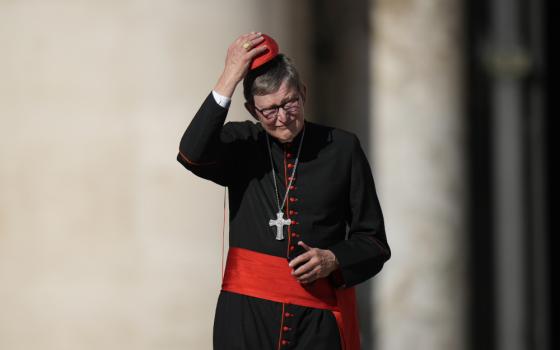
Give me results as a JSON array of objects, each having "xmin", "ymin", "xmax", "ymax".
[
  {"xmin": 226, "ymin": 32, "xmax": 268, "ymax": 68},
  {"xmin": 292, "ymin": 258, "xmax": 316, "ymax": 277},
  {"xmin": 289, "ymin": 245, "xmax": 337, "ymax": 284},
  {"xmin": 288, "ymin": 241, "xmax": 313, "ymax": 269},
  {"xmin": 293, "ymin": 262, "xmax": 318, "ymax": 284},
  {"xmin": 247, "ymin": 44, "xmax": 268, "ymax": 59},
  {"xmin": 218, "ymin": 32, "xmax": 268, "ymax": 92},
  {"xmin": 298, "ymin": 266, "xmax": 321, "ymax": 284},
  {"xmin": 235, "ymin": 31, "xmax": 260, "ymax": 45},
  {"xmin": 296, "ymin": 265, "xmax": 321, "ymax": 283},
  {"xmin": 291, "ymin": 254, "xmax": 325, "ymax": 284},
  {"xmin": 235, "ymin": 32, "xmax": 265, "ymax": 53},
  {"xmin": 288, "ymin": 251, "xmax": 310, "ymax": 269}
]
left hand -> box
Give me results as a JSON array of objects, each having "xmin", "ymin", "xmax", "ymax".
[{"xmin": 288, "ymin": 241, "xmax": 339, "ymax": 284}]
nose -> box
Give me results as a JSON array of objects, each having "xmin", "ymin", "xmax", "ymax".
[{"xmin": 276, "ymin": 107, "xmax": 289, "ymax": 123}]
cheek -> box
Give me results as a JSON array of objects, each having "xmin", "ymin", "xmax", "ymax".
[{"xmin": 261, "ymin": 123, "xmax": 277, "ymax": 134}]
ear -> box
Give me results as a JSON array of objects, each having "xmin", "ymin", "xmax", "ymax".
[
  {"xmin": 300, "ymin": 84, "xmax": 308, "ymax": 105},
  {"xmin": 244, "ymin": 102, "xmax": 258, "ymax": 120}
]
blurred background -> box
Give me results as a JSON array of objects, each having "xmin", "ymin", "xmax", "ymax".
[{"xmin": 0, "ymin": 0, "xmax": 552, "ymax": 349}]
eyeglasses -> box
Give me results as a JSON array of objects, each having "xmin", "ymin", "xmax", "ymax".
[{"xmin": 254, "ymin": 96, "xmax": 301, "ymax": 120}]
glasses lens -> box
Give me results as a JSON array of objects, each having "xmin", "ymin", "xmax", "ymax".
[
  {"xmin": 261, "ymin": 108, "xmax": 278, "ymax": 118},
  {"xmin": 257, "ymin": 96, "xmax": 300, "ymax": 119},
  {"xmin": 284, "ymin": 100, "xmax": 299, "ymax": 113}
]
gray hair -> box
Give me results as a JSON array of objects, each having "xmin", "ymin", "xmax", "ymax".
[{"xmin": 243, "ymin": 54, "xmax": 304, "ymax": 104}]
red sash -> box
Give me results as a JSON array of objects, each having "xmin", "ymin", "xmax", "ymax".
[{"xmin": 221, "ymin": 247, "xmax": 360, "ymax": 350}]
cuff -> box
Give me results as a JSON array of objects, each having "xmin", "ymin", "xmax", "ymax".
[
  {"xmin": 329, "ymin": 267, "xmax": 346, "ymax": 289},
  {"xmin": 212, "ymin": 90, "xmax": 231, "ymax": 108}
]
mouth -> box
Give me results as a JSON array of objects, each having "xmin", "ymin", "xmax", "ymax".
[{"xmin": 276, "ymin": 120, "xmax": 295, "ymax": 129}]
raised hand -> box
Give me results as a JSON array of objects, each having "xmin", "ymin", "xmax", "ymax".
[{"xmin": 214, "ymin": 32, "xmax": 268, "ymax": 98}]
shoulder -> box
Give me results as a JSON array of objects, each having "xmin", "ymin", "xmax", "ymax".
[
  {"xmin": 306, "ymin": 121, "xmax": 360, "ymax": 151},
  {"xmin": 221, "ymin": 120, "xmax": 263, "ymax": 143}
]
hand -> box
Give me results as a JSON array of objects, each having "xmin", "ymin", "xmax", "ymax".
[
  {"xmin": 214, "ymin": 32, "xmax": 268, "ymax": 98},
  {"xmin": 288, "ymin": 241, "xmax": 339, "ymax": 284}
]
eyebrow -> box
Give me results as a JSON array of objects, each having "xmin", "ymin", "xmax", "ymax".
[{"xmin": 259, "ymin": 95, "xmax": 299, "ymax": 110}]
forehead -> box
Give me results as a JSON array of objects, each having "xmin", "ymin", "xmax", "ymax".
[{"xmin": 253, "ymin": 80, "xmax": 299, "ymax": 106}]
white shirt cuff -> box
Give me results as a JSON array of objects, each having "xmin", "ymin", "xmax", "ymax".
[{"xmin": 212, "ymin": 90, "xmax": 231, "ymax": 109}]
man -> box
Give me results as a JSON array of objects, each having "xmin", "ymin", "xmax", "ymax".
[{"xmin": 177, "ymin": 32, "xmax": 390, "ymax": 350}]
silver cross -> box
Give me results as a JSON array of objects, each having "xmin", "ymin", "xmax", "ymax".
[{"xmin": 269, "ymin": 211, "xmax": 291, "ymax": 240}]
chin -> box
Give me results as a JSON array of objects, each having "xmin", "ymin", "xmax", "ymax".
[
  {"xmin": 264, "ymin": 119, "xmax": 304, "ymax": 142},
  {"xmin": 272, "ymin": 130, "xmax": 294, "ymax": 142}
]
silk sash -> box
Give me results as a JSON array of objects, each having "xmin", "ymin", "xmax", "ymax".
[{"xmin": 221, "ymin": 247, "xmax": 360, "ymax": 350}]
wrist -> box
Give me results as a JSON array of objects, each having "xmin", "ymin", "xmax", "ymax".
[
  {"xmin": 214, "ymin": 71, "xmax": 241, "ymax": 98},
  {"xmin": 326, "ymin": 249, "xmax": 339, "ymax": 272}
]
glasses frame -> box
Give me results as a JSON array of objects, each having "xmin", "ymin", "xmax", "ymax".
[{"xmin": 253, "ymin": 95, "xmax": 302, "ymax": 120}]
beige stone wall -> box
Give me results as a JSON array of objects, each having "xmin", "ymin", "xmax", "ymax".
[
  {"xmin": 0, "ymin": 1, "xmax": 309, "ymax": 349},
  {"xmin": 370, "ymin": 0, "xmax": 466, "ymax": 349},
  {"xmin": 1, "ymin": 1, "xmax": 469, "ymax": 349}
]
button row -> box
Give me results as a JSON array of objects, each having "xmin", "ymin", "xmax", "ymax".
[{"xmin": 282, "ymin": 146, "xmax": 298, "ymax": 347}]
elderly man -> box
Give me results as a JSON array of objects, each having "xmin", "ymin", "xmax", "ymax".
[{"xmin": 177, "ymin": 32, "xmax": 390, "ymax": 350}]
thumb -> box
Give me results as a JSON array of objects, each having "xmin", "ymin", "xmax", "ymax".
[{"xmin": 298, "ymin": 241, "xmax": 312, "ymax": 251}]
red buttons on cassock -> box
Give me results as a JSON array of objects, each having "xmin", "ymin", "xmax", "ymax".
[
  {"xmin": 291, "ymin": 233, "xmax": 300, "ymax": 238},
  {"xmin": 291, "ymin": 220, "xmax": 298, "ymax": 225},
  {"xmin": 286, "ymin": 153, "xmax": 293, "ymax": 158},
  {"xmin": 288, "ymin": 176, "xmax": 296, "ymax": 181},
  {"xmin": 283, "ymin": 326, "xmax": 291, "ymax": 332},
  {"xmin": 289, "ymin": 185, "xmax": 296, "ymax": 190},
  {"xmin": 287, "ymin": 163, "xmax": 294, "ymax": 169},
  {"xmin": 282, "ymin": 340, "xmax": 290, "ymax": 346},
  {"xmin": 289, "ymin": 197, "xmax": 297, "ymax": 203},
  {"xmin": 289, "ymin": 210, "xmax": 298, "ymax": 216},
  {"xmin": 289, "ymin": 245, "xmax": 295, "ymax": 251},
  {"xmin": 284, "ymin": 312, "xmax": 293, "ymax": 317}
]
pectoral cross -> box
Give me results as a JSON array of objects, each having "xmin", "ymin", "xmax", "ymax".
[{"xmin": 269, "ymin": 212, "xmax": 291, "ymax": 241}]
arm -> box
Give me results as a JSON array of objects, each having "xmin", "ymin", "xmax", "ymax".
[
  {"xmin": 327, "ymin": 135, "xmax": 391, "ymax": 288},
  {"xmin": 177, "ymin": 32, "xmax": 267, "ymax": 185},
  {"xmin": 288, "ymin": 136, "xmax": 390, "ymax": 287},
  {"xmin": 177, "ymin": 92, "xmax": 232, "ymax": 185}
]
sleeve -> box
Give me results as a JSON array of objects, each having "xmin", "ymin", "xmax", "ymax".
[
  {"xmin": 211, "ymin": 90, "xmax": 232, "ymax": 108},
  {"xmin": 176, "ymin": 92, "xmax": 234, "ymax": 186},
  {"xmin": 328, "ymin": 135, "xmax": 391, "ymax": 288}
]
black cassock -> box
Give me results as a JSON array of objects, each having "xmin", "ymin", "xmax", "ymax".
[{"xmin": 177, "ymin": 93, "xmax": 391, "ymax": 350}]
